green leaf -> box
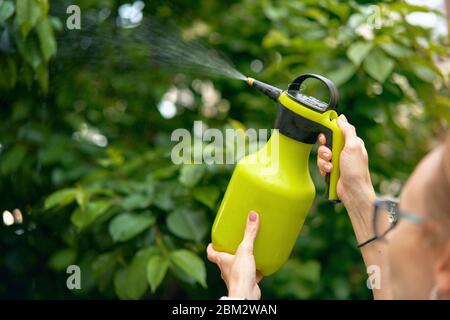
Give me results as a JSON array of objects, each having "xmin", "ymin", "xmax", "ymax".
[
  {"xmin": 71, "ymin": 201, "xmax": 111, "ymax": 230},
  {"xmin": 36, "ymin": 17, "xmax": 56, "ymax": 62},
  {"xmin": 297, "ymin": 260, "xmax": 321, "ymax": 283},
  {"xmin": 390, "ymin": 2, "xmax": 435, "ymax": 14},
  {"xmin": 380, "ymin": 43, "xmax": 412, "ymax": 58},
  {"xmin": 36, "ymin": 63, "xmax": 48, "ymax": 93},
  {"xmin": 193, "ymin": 186, "xmax": 220, "ymax": 209},
  {"xmin": 0, "ymin": 57, "xmax": 17, "ymax": 88},
  {"xmin": 347, "ymin": 13, "xmax": 365, "ymax": 29},
  {"xmin": 0, "ymin": 144, "xmax": 27, "ymax": 174},
  {"xmin": 108, "ymin": 212, "xmax": 155, "ymax": 242},
  {"xmin": 347, "ymin": 41, "xmax": 373, "ymax": 66},
  {"xmin": 152, "ymin": 165, "xmax": 178, "ymax": 179},
  {"xmin": 39, "ymin": 0, "xmax": 48, "ymax": 15},
  {"xmin": 91, "ymin": 252, "xmax": 117, "ymax": 276},
  {"xmin": 16, "ymin": 0, "xmax": 41, "ymax": 38},
  {"xmin": 73, "ymin": 253, "xmax": 96, "ymax": 295},
  {"xmin": 91, "ymin": 251, "xmax": 117, "ymax": 292},
  {"xmin": 50, "ymin": 17, "xmax": 63, "ymax": 32},
  {"xmin": 153, "ymin": 181, "xmax": 176, "ymax": 211},
  {"xmin": 75, "ymin": 188, "xmax": 90, "ymax": 211},
  {"xmin": 44, "ymin": 188, "xmax": 78, "ymax": 210},
  {"xmin": 15, "ymin": 35, "xmax": 42, "ymax": 69},
  {"xmin": 170, "ymin": 262, "xmax": 197, "ymax": 285},
  {"xmin": 411, "ymin": 63, "xmax": 439, "ymax": 83},
  {"xmin": 166, "ymin": 208, "xmax": 208, "ymax": 242},
  {"xmin": 21, "ymin": 62, "xmax": 33, "ymax": 87},
  {"xmin": 262, "ymin": 29, "xmax": 290, "ymax": 48},
  {"xmin": 263, "ymin": 6, "xmax": 289, "ymax": 21},
  {"xmin": 121, "ymin": 193, "xmax": 152, "ymax": 211},
  {"xmin": 127, "ymin": 247, "xmax": 156, "ymax": 299},
  {"xmin": 0, "ymin": 1, "xmax": 15, "ymax": 22},
  {"xmin": 147, "ymin": 255, "xmax": 169, "ymax": 293},
  {"xmin": 327, "ymin": 62, "xmax": 356, "ymax": 87},
  {"xmin": 178, "ymin": 164, "xmax": 206, "ymax": 187},
  {"xmin": 333, "ymin": 277, "xmax": 351, "ymax": 299},
  {"xmin": 114, "ymin": 268, "xmax": 131, "ymax": 300},
  {"xmin": 113, "ymin": 247, "xmax": 157, "ymax": 300},
  {"xmin": 270, "ymin": 259, "xmax": 321, "ymax": 299},
  {"xmin": 170, "ymin": 250, "xmax": 207, "ymax": 288},
  {"xmin": 363, "ymin": 49, "xmax": 395, "ymax": 83},
  {"xmin": 6, "ymin": 57, "xmax": 17, "ymax": 87},
  {"xmin": 48, "ymin": 249, "xmax": 77, "ymax": 271}
]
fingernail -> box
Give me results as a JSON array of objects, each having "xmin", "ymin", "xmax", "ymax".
[
  {"xmin": 249, "ymin": 211, "xmax": 257, "ymax": 222},
  {"xmin": 339, "ymin": 114, "xmax": 347, "ymax": 122},
  {"xmin": 325, "ymin": 164, "xmax": 332, "ymax": 171}
]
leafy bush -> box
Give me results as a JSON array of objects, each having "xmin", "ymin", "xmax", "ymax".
[{"xmin": 0, "ymin": 0, "xmax": 448, "ymax": 299}]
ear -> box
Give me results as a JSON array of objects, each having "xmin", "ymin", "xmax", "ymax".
[{"xmin": 434, "ymin": 241, "xmax": 450, "ymax": 300}]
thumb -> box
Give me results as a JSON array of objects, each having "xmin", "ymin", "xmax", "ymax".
[{"xmin": 237, "ymin": 211, "xmax": 260, "ymax": 255}]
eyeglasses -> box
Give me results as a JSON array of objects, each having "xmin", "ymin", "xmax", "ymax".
[{"xmin": 357, "ymin": 198, "xmax": 426, "ymax": 248}]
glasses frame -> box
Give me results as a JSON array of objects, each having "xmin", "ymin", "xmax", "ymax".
[{"xmin": 357, "ymin": 198, "xmax": 426, "ymax": 248}]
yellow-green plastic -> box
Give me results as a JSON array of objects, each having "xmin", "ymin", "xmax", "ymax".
[
  {"xmin": 211, "ymin": 91, "xmax": 344, "ymax": 276},
  {"xmin": 279, "ymin": 92, "xmax": 344, "ymax": 201}
]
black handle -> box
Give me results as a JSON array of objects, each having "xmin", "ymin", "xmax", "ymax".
[{"xmin": 287, "ymin": 73, "xmax": 339, "ymax": 111}]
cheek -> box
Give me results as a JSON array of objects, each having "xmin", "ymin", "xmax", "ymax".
[
  {"xmin": 387, "ymin": 221, "xmax": 423, "ymax": 276},
  {"xmin": 384, "ymin": 223, "xmax": 415, "ymax": 295},
  {"xmin": 389, "ymin": 221, "xmax": 431, "ymax": 260},
  {"xmin": 385, "ymin": 221, "xmax": 434, "ymax": 297},
  {"xmin": 385, "ymin": 223, "xmax": 410, "ymax": 267},
  {"xmin": 387, "ymin": 221, "xmax": 427, "ymax": 258}
]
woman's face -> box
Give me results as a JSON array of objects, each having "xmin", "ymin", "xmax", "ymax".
[{"xmin": 385, "ymin": 146, "xmax": 445, "ymax": 299}]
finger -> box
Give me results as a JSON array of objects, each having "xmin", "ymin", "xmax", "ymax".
[
  {"xmin": 256, "ymin": 271, "xmax": 264, "ymax": 283},
  {"xmin": 317, "ymin": 157, "xmax": 333, "ymax": 173},
  {"xmin": 207, "ymin": 243, "xmax": 219, "ymax": 263},
  {"xmin": 357, "ymin": 137, "xmax": 368, "ymax": 157},
  {"xmin": 237, "ymin": 211, "xmax": 260, "ymax": 255},
  {"xmin": 338, "ymin": 115, "xmax": 363, "ymax": 152},
  {"xmin": 318, "ymin": 145, "xmax": 332, "ymax": 161},
  {"xmin": 318, "ymin": 133, "xmax": 326, "ymax": 145},
  {"xmin": 337, "ymin": 114, "xmax": 357, "ymax": 142},
  {"xmin": 207, "ymin": 243, "xmax": 233, "ymax": 265},
  {"xmin": 357, "ymin": 137, "xmax": 365, "ymax": 147}
]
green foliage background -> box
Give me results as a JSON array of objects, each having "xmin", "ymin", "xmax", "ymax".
[{"xmin": 0, "ymin": 0, "xmax": 449, "ymax": 299}]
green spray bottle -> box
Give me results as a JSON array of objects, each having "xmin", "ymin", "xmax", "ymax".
[{"xmin": 211, "ymin": 74, "xmax": 344, "ymax": 276}]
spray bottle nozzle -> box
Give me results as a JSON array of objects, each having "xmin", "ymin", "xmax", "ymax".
[{"xmin": 247, "ymin": 77, "xmax": 282, "ymax": 102}]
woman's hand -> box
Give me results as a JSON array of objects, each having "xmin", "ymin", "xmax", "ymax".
[
  {"xmin": 207, "ymin": 211, "xmax": 263, "ymax": 300},
  {"xmin": 317, "ymin": 115, "xmax": 392, "ymax": 299},
  {"xmin": 317, "ymin": 114, "xmax": 376, "ymax": 242}
]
